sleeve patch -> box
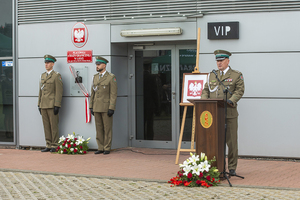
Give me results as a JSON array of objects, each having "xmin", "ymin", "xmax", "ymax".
[{"xmin": 240, "ymin": 75, "xmax": 244, "ymax": 80}]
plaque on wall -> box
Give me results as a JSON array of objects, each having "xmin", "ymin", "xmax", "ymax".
[{"xmin": 70, "ymin": 66, "xmax": 88, "ymax": 96}]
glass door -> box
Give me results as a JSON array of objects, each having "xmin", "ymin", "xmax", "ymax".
[{"xmin": 132, "ymin": 45, "xmax": 177, "ymax": 148}]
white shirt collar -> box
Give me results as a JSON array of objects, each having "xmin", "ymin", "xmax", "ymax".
[
  {"xmin": 221, "ymin": 66, "xmax": 229, "ymax": 75},
  {"xmin": 99, "ymin": 71, "xmax": 106, "ymax": 77},
  {"xmin": 47, "ymin": 69, "xmax": 53, "ymax": 75}
]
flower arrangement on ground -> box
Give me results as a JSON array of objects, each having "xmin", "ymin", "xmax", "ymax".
[
  {"xmin": 169, "ymin": 152, "xmax": 221, "ymax": 187},
  {"xmin": 56, "ymin": 132, "xmax": 90, "ymax": 154}
]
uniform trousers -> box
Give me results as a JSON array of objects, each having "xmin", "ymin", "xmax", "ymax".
[
  {"xmin": 94, "ymin": 112, "xmax": 113, "ymax": 151},
  {"xmin": 226, "ymin": 117, "xmax": 238, "ymax": 171},
  {"xmin": 41, "ymin": 108, "xmax": 59, "ymax": 148}
]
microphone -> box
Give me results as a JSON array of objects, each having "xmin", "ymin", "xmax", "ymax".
[{"xmin": 212, "ymin": 69, "xmax": 218, "ymax": 76}]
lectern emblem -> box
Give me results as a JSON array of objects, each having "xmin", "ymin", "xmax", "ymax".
[{"xmin": 200, "ymin": 111, "xmax": 213, "ymax": 129}]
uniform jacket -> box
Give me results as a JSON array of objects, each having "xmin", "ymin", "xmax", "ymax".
[
  {"xmin": 201, "ymin": 67, "xmax": 245, "ymax": 118},
  {"xmin": 89, "ymin": 71, "xmax": 118, "ymax": 112},
  {"xmin": 38, "ymin": 70, "xmax": 63, "ymax": 109}
]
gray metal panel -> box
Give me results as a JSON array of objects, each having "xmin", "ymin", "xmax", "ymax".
[
  {"xmin": 197, "ymin": 11, "xmax": 300, "ymax": 53},
  {"xmin": 18, "ymin": 0, "xmax": 300, "ymax": 24},
  {"xmin": 238, "ymin": 98, "xmax": 300, "ymax": 158},
  {"xmin": 111, "ymin": 56, "xmax": 128, "ymax": 96},
  {"xmin": 19, "ymin": 96, "xmax": 128, "ymax": 149},
  {"xmin": 111, "ymin": 22, "xmax": 196, "ymax": 43},
  {"xmin": 18, "ymin": 22, "xmax": 110, "ymax": 57}
]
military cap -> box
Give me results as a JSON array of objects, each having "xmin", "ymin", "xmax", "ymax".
[
  {"xmin": 95, "ymin": 56, "xmax": 109, "ymax": 65},
  {"xmin": 44, "ymin": 54, "xmax": 56, "ymax": 63},
  {"xmin": 214, "ymin": 50, "xmax": 232, "ymax": 61}
]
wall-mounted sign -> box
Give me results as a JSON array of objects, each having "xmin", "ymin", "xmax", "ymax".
[
  {"xmin": 2, "ymin": 61, "xmax": 13, "ymax": 67},
  {"xmin": 71, "ymin": 22, "xmax": 89, "ymax": 48},
  {"xmin": 208, "ymin": 22, "xmax": 239, "ymax": 40},
  {"xmin": 67, "ymin": 50, "xmax": 93, "ymax": 63}
]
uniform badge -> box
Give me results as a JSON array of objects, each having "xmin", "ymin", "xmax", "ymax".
[
  {"xmin": 59, "ymin": 76, "xmax": 62, "ymax": 81},
  {"xmin": 224, "ymin": 79, "xmax": 233, "ymax": 82},
  {"xmin": 113, "ymin": 78, "xmax": 117, "ymax": 82},
  {"xmin": 240, "ymin": 75, "xmax": 244, "ymax": 80}
]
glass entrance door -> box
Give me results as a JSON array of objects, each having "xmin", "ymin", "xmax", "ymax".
[
  {"xmin": 132, "ymin": 45, "xmax": 176, "ymax": 148},
  {"xmin": 130, "ymin": 45, "xmax": 196, "ymax": 149}
]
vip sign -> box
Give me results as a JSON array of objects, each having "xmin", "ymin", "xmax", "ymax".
[
  {"xmin": 187, "ymin": 80, "xmax": 203, "ymax": 97},
  {"xmin": 208, "ymin": 22, "xmax": 239, "ymax": 40},
  {"xmin": 71, "ymin": 22, "xmax": 88, "ymax": 48}
]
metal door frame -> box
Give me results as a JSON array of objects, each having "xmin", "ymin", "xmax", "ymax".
[{"xmin": 128, "ymin": 44, "xmax": 196, "ymax": 149}]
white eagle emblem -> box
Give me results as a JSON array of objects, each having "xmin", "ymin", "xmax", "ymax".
[
  {"xmin": 74, "ymin": 29, "xmax": 84, "ymax": 42},
  {"xmin": 189, "ymin": 81, "xmax": 202, "ymax": 97}
]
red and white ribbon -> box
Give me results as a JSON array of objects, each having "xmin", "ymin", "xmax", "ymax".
[{"xmin": 69, "ymin": 65, "xmax": 91, "ymax": 123}]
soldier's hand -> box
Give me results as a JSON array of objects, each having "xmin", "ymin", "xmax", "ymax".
[
  {"xmin": 107, "ymin": 109, "xmax": 114, "ymax": 117},
  {"xmin": 227, "ymin": 99, "xmax": 234, "ymax": 106},
  {"xmin": 54, "ymin": 106, "xmax": 59, "ymax": 115},
  {"xmin": 90, "ymin": 108, "xmax": 94, "ymax": 116},
  {"xmin": 38, "ymin": 107, "xmax": 41, "ymax": 115}
]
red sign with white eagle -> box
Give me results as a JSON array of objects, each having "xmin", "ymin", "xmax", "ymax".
[
  {"xmin": 187, "ymin": 80, "xmax": 203, "ymax": 97},
  {"xmin": 71, "ymin": 22, "xmax": 88, "ymax": 48},
  {"xmin": 67, "ymin": 50, "xmax": 93, "ymax": 63}
]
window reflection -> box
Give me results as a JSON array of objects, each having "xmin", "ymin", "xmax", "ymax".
[{"xmin": 0, "ymin": 0, "xmax": 13, "ymax": 57}]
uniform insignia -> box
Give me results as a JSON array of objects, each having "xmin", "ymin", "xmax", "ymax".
[
  {"xmin": 113, "ymin": 78, "xmax": 117, "ymax": 82},
  {"xmin": 59, "ymin": 76, "xmax": 62, "ymax": 81},
  {"xmin": 211, "ymin": 80, "xmax": 216, "ymax": 82},
  {"xmin": 224, "ymin": 79, "xmax": 233, "ymax": 82},
  {"xmin": 240, "ymin": 75, "xmax": 244, "ymax": 80}
]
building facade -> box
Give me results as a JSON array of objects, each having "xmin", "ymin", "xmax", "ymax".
[{"xmin": 1, "ymin": 0, "xmax": 300, "ymax": 158}]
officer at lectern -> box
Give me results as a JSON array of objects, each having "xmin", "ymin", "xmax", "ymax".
[
  {"xmin": 201, "ymin": 50, "xmax": 245, "ymax": 176},
  {"xmin": 38, "ymin": 55, "xmax": 63, "ymax": 153}
]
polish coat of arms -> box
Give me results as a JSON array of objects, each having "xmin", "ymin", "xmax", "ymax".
[
  {"xmin": 187, "ymin": 80, "xmax": 203, "ymax": 97},
  {"xmin": 71, "ymin": 22, "xmax": 88, "ymax": 48}
]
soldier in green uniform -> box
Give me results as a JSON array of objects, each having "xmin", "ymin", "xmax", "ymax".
[
  {"xmin": 201, "ymin": 50, "xmax": 245, "ymax": 176},
  {"xmin": 38, "ymin": 55, "xmax": 63, "ymax": 152},
  {"xmin": 90, "ymin": 56, "xmax": 118, "ymax": 155}
]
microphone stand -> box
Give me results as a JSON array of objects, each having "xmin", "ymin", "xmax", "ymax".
[{"xmin": 213, "ymin": 71, "xmax": 244, "ymax": 187}]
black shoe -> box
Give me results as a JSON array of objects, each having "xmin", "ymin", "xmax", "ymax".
[
  {"xmin": 103, "ymin": 151, "xmax": 110, "ymax": 155},
  {"xmin": 41, "ymin": 148, "xmax": 51, "ymax": 152},
  {"xmin": 50, "ymin": 148, "xmax": 57, "ymax": 152},
  {"xmin": 229, "ymin": 169, "xmax": 236, "ymax": 176},
  {"xmin": 94, "ymin": 150, "xmax": 104, "ymax": 154}
]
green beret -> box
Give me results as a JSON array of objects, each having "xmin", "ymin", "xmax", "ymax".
[
  {"xmin": 214, "ymin": 50, "xmax": 231, "ymax": 61},
  {"xmin": 95, "ymin": 56, "xmax": 109, "ymax": 65},
  {"xmin": 44, "ymin": 54, "xmax": 56, "ymax": 63}
]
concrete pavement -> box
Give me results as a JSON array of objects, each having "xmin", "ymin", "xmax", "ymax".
[{"xmin": 0, "ymin": 147, "xmax": 300, "ymax": 199}]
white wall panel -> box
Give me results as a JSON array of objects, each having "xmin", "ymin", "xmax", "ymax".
[
  {"xmin": 238, "ymin": 98, "xmax": 300, "ymax": 158},
  {"xmin": 197, "ymin": 11, "xmax": 300, "ymax": 53},
  {"xmin": 18, "ymin": 22, "xmax": 110, "ymax": 57},
  {"xmin": 111, "ymin": 22, "xmax": 196, "ymax": 43}
]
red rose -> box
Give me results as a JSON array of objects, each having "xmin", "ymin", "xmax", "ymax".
[
  {"xmin": 206, "ymin": 176, "xmax": 211, "ymax": 181},
  {"xmin": 62, "ymin": 143, "xmax": 66, "ymax": 146},
  {"xmin": 212, "ymin": 178, "xmax": 215, "ymax": 182},
  {"xmin": 73, "ymin": 143, "xmax": 76, "ymax": 147},
  {"xmin": 68, "ymin": 144, "xmax": 71, "ymax": 148},
  {"xmin": 187, "ymin": 173, "xmax": 193, "ymax": 179},
  {"xmin": 196, "ymin": 180, "xmax": 201, "ymax": 185},
  {"xmin": 74, "ymin": 138, "xmax": 77, "ymax": 141},
  {"xmin": 199, "ymin": 172, "xmax": 203, "ymax": 178},
  {"xmin": 57, "ymin": 146, "xmax": 60, "ymax": 150},
  {"xmin": 179, "ymin": 173, "xmax": 183, "ymax": 177},
  {"xmin": 65, "ymin": 138, "xmax": 68, "ymax": 142},
  {"xmin": 74, "ymin": 149, "xmax": 78, "ymax": 153},
  {"xmin": 63, "ymin": 149, "xmax": 67, "ymax": 152},
  {"xmin": 80, "ymin": 146, "xmax": 83, "ymax": 149},
  {"xmin": 83, "ymin": 151, "xmax": 87, "ymax": 154}
]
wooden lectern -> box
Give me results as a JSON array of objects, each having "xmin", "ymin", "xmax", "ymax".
[{"xmin": 188, "ymin": 99, "xmax": 225, "ymax": 172}]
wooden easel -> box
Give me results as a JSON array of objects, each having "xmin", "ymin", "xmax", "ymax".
[{"xmin": 175, "ymin": 28, "xmax": 201, "ymax": 164}]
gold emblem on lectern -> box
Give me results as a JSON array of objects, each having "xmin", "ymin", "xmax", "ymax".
[{"xmin": 200, "ymin": 111, "xmax": 213, "ymax": 129}]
